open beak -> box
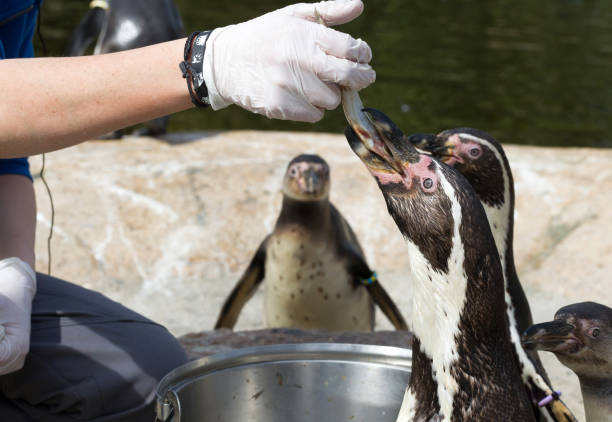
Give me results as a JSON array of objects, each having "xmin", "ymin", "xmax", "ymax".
[
  {"xmin": 521, "ymin": 320, "xmax": 582, "ymax": 354},
  {"xmin": 342, "ymin": 90, "xmax": 419, "ymax": 175}
]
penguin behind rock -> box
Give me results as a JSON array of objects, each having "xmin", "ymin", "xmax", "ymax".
[
  {"xmin": 214, "ymin": 154, "xmax": 408, "ymax": 332},
  {"xmin": 408, "ymin": 129, "xmax": 578, "ymax": 420},
  {"xmin": 343, "ymin": 103, "xmax": 535, "ymax": 420},
  {"xmin": 523, "ymin": 302, "xmax": 612, "ymax": 422},
  {"xmin": 65, "ymin": 0, "xmax": 184, "ymax": 137}
]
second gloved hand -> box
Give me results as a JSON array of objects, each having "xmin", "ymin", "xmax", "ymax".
[
  {"xmin": 203, "ymin": 0, "xmax": 376, "ymax": 123},
  {"xmin": 0, "ymin": 258, "xmax": 36, "ymax": 375}
]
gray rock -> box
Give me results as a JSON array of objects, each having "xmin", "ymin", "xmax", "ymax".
[{"xmin": 179, "ymin": 328, "xmax": 413, "ymax": 360}]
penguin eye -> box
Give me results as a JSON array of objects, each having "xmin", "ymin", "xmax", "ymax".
[
  {"xmin": 591, "ymin": 328, "xmax": 600, "ymax": 338},
  {"xmin": 422, "ymin": 178, "xmax": 434, "ymax": 190},
  {"xmin": 469, "ymin": 147, "xmax": 481, "ymax": 158}
]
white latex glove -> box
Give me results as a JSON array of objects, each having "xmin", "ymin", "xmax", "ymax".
[
  {"xmin": 203, "ymin": 0, "xmax": 375, "ymax": 122},
  {"xmin": 0, "ymin": 257, "xmax": 36, "ymax": 375}
]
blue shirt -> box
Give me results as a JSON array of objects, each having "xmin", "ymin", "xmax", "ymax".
[{"xmin": 0, "ymin": 0, "xmax": 41, "ymax": 181}]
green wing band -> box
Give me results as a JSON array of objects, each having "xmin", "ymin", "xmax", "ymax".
[{"xmin": 360, "ymin": 271, "xmax": 378, "ymax": 285}]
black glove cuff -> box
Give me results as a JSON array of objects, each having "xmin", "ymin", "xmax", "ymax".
[{"xmin": 180, "ymin": 31, "xmax": 212, "ymax": 108}]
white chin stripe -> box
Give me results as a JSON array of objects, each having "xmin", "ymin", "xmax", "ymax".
[{"xmin": 399, "ymin": 162, "xmax": 467, "ymax": 422}]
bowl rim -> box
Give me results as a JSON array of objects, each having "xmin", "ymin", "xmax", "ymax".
[{"xmin": 155, "ymin": 342, "xmax": 412, "ymax": 419}]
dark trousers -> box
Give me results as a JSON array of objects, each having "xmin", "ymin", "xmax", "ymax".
[{"xmin": 0, "ymin": 273, "xmax": 188, "ymax": 421}]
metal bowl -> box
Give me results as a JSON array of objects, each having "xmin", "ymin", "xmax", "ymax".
[{"xmin": 156, "ymin": 343, "xmax": 412, "ymax": 422}]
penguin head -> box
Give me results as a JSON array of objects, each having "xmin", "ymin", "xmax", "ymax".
[
  {"xmin": 345, "ymin": 108, "xmax": 494, "ymax": 275},
  {"xmin": 408, "ymin": 128, "xmax": 510, "ymax": 210},
  {"xmin": 522, "ymin": 301, "xmax": 612, "ymax": 379},
  {"xmin": 409, "ymin": 129, "xmax": 515, "ymax": 265},
  {"xmin": 282, "ymin": 154, "xmax": 330, "ymax": 202}
]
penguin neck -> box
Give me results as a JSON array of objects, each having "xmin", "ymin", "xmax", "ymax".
[
  {"xmin": 479, "ymin": 155, "xmax": 535, "ymax": 340},
  {"xmin": 476, "ymin": 146, "xmax": 516, "ymax": 296},
  {"xmin": 276, "ymin": 196, "xmax": 332, "ymax": 231},
  {"xmin": 578, "ymin": 375, "xmax": 612, "ymax": 422},
  {"xmin": 403, "ymin": 168, "xmax": 511, "ymax": 420}
]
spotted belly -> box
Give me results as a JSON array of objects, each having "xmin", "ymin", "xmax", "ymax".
[{"xmin": 263, "ymin": 232, "xmax": 373, "ymax": 331}]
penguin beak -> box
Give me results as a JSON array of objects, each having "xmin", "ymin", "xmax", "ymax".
[
  {"xmin": 408, "ymin": 133, "xmax": 457, "ymax": 163},
  {"xmin": 342, "ymin": 89, "xmax": 413, "ymax": 174},
  {"xmin": 344, "ymin": 110, "xmax": 421, "ymax": 177},
  {"xmin": 302, "ymin": 168, "xmax": 320, "ymax": 193},
  {"xmin": 521, "ymin": 320, "xmax": 583, "ymax": 354},
  {"xmin": 345, "ymin": 125, "xmax": 387, "ymax": 170}
]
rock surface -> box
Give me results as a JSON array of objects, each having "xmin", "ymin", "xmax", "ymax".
[
  {"xmin": 180, "ymin": 328, "xmax": 413, "ymax": 360},
  {"xmin": 30, "ymin": 131, "xmax": 612, "ymax": 421}
]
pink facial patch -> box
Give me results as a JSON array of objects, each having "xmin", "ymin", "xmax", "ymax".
[
  {"xmin": 444, "ymin": 134, "xmax": 482, "ymax": 165},
  {"xmin": 456, "ymin": 138, "xmax": 482, "ymax": 159},
  {"xmin": 371, "ymin": 169, "xmax": 405, "ymax": 186},
  {"xmin": 410, "ymin": 155, "xmax": 439, "ymax": 193},
  {"xmin": 370, "ymin": 155, "xmax": 439, "ymax": 193}
]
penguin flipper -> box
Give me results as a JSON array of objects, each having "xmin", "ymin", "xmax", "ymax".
[
  {"xmin": 526, "ymin": 379, "xmax": 578, "ymax": 422},
  {"xmin": 214, "ymin": 238, "xmax": 268, "ymax": 329},
  {"xmin": 343, "ymin": 247, "xmax": 408, "ymax": 331},
  {"xmin": 364, "ymin": 280, "xmax": 409, "ymax": 331}
]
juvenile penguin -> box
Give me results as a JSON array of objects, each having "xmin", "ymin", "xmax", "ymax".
[
  {"xmin": 523, "ymin": 302, "xmax": 612, "ymax": 422},
  {"xmin": 341, "ymin": 89, "xmax": 575, "ymax": 421},
  {"xmin": 408, "ymin": 129, "xmax": 578, "ymax": 420},
  {"xmin": 214, "ymin": 154, "xmax": 407, "ymax": 332}
]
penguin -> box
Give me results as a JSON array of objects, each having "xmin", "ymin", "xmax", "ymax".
[
  {"xmin": 64, "ymin": 0, "xmax": 184, "ymax": 137},
  {"xmin": 214, "ymin": 154, "xmax": 408, "ymax": 332},
  {"xmin": 523, "ymin": 302, "xmax": 612, "ymax": 422},
  {"xmin": 340, "ymin": 89, "xmax": 575, "ymax": 421},
  {"xmin": 407, "ymin": 129, "xmax": 578, "ymax": 420}
]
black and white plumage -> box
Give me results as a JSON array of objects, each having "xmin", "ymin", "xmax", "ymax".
[
  {"xmin": 409, "ymin": 129, "xmax": 577, "ymax": 421},
  {"xmin": 341, "ymin": 94, "xmax": 536, "ymax": 420},
  {"xmin": 523, "ymin": 302, "xmax": 612, "ymax": 422},
  {"xmin": 214, "ymin": 154, "xmax": 407, "ymax": 332},
  {"xmin": 340, "ymin": 86, "xmax": 581, "ymax": 420}
]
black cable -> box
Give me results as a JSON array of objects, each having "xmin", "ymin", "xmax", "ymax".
[
  {"xmin": 39, "ymin": 154, "xmax": 54, "ymax": 275},
  {"xmin": 36, "ymin": 6, "xmax": 54, "ymax": 275},
  {"xmin": 36, "ymin": 7, "xmax": 47, "ymax": 57}
]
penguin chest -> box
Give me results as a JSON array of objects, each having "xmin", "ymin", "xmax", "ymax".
[{"xmin": 263, "ymin": 232, "xmax": 373, "ymax": 331}]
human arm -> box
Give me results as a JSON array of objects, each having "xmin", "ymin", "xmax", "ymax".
[
  {"xmin": 0, "ymin": 39, "xmax": 191, "ymax": 158},
  {"xmin": 0, "ymin": 0, "xmax": 375, "ymax": 158},
  {"xmin": 0, "ymin": 173, "xmax": 37, "ymax": 375}
]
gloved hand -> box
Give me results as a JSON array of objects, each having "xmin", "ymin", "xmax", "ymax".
[
  {"xmin": 0, "ymin": 257, "xmax": 36, "ymax": 375},
  {"xmin": 203, "ymin": 0, "xmax": 375, "ymax": 122}
]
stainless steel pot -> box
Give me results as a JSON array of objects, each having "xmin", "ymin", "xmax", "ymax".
[{"xmin": 155, "ymin": 343, "xmax": 412, "ymax": 421}]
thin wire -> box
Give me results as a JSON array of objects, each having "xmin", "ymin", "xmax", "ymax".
[
  {"xmin": 39, "ymin": 155, "xmax": 54, "ymax": 275},
  {"xmin": 36, "ymin": 6, "xmax": 54, "ymax": 275}
]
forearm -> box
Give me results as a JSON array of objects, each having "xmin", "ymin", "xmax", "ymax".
[
  {"xmin": 0, "ymin": 175, "xmax": 36, "ymax": 269},
  {"xmin": 0, "ymin": 39, "xmax": 193, "ymax": 158}
]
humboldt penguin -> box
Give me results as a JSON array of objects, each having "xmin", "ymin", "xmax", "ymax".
[
  {"xmin": 214, "ymin": 154, "xmax": 407, "ymax": 332},
  {"xmin": 65, "ymin": 0, "xmax": 184, "ymax": 136},
  {"xmin": 408, "ymin": 129, "xmax": 577, "ymax": 420},
  {"xmin": 341, "ymin": 89, "xmax": 575, "ymax": 421},
  {"xmin": 523, "ymin": 302, "xmax": 612, "ymax": 422}
]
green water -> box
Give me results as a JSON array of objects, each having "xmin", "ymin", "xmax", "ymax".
[{"xmin": 35, "ymin": 0, "xmax": 612, "ymax": 147}]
